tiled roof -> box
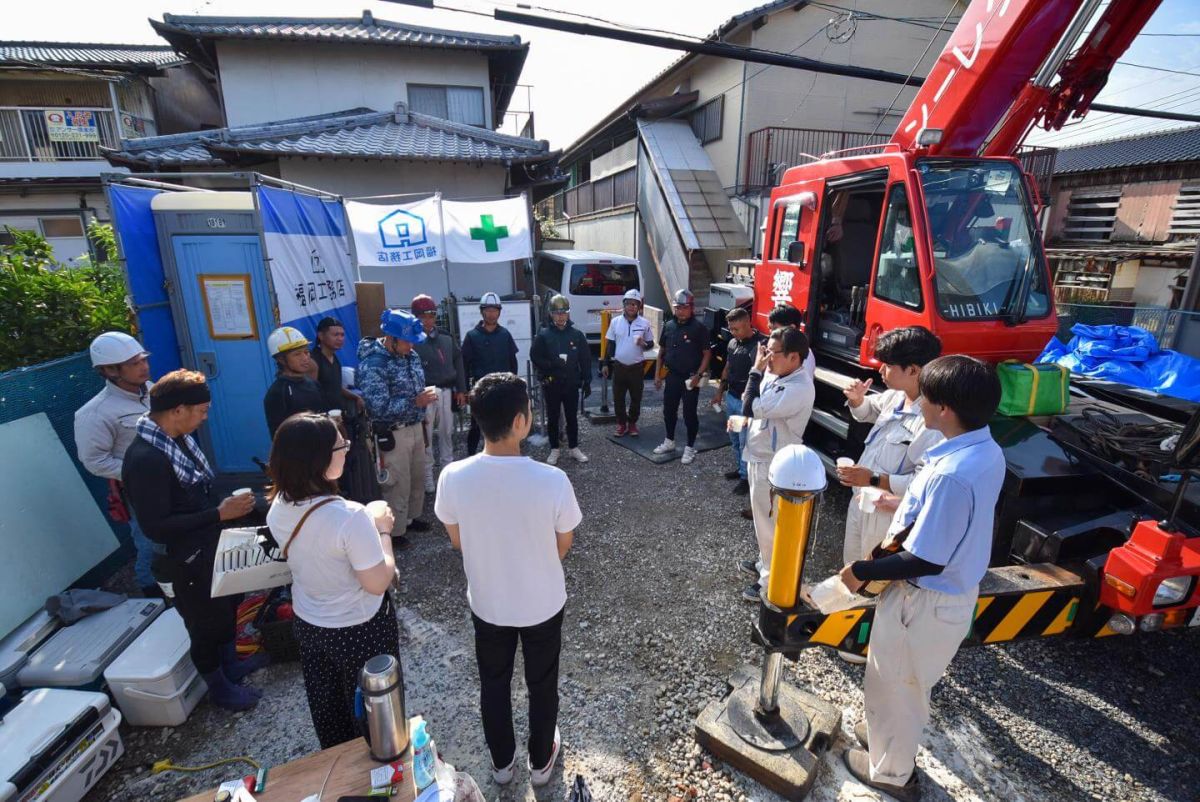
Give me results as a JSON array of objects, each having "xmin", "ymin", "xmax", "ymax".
[
  {"xmin": 104, "ymin": 106, "xmax": 552, "ymax": 169},
  {"xmin": 0, "ymin": 41, "xmax": 184, "ymax": 72},
  {"xmin": 151, "ymin": 11, "xmax": 523, "ymax": 51},
  {"xmin": 1053, "ymin": 125, "xmax": 1200, "ymax": 175}
]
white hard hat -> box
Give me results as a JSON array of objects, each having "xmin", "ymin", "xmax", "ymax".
[
  {"xmin": 267, "ymin": 326, "xmax": 310, "ymax": 357},
  {"xmin": 623, "ymin": 289, "xmax": 643, "ymax": 303},
  {"xmin": 480, "ymin": 292, "xmax": 502, "ymax": 309},
  {"xmin": 768, "ymin": 444, "xmax": 827, "ymax": 498},
  {"xmin": 90, "ymin": 332, "xmax": 147, "ymax": 367}
]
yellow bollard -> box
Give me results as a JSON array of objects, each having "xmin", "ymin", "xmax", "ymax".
[{"xmin": 765, "ymin": 494, "xmax": 816, "ymax": 609}]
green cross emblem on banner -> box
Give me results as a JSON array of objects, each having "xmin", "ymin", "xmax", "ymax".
[{"xmin": 470, "ymin": 214, "xmax": 509, "ymax": 252}]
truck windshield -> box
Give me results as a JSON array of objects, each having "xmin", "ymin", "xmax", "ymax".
[{"xmin": 917, "ymin": 161, "xmax": 1050, "ymax": 321}]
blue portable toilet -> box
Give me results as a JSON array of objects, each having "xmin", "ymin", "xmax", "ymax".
[
  {"xmin": 107, "ymin": 182, "xmax": 362, "ymax": 476},
  {"xmin": 151, "ymin": 192, "xmax": 278, "ymax": 472}
]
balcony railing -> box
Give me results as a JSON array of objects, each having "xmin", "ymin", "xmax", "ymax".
[
  {"xmin": 742, "ymin": 127, "xmax": 891, "ymax": 192},
  {"xmin": 537, "ymin": 165, "xmax": 636, "ymax": 220},
  {"xmin": 742, "ymin": 126, "xmax": 1058, "ymax": 198},
  {"xmin": 0, "ymin": 107, "xmax": 130, "ymax": 162}
]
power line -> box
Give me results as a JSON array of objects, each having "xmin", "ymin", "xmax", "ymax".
[{"xmin": 1117, "ymin": 61, "xmax": 1200, "ymax": 78}]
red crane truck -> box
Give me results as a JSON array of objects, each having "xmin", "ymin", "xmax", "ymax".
[{"xmin": 747, "ymin": 0, "xmax": 1200, "ymax": 655}]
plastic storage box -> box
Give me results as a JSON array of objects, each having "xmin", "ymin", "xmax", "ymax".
[
  {"xmin": 102, "ymin": 609, "xmax": 206, "ymax": 727},
  {"xmin": 0, "ymin": 688, "xmax": 124, "ymax": 802},
  {"xmin": 18, "ymin": 599, "xmax": 164, "ymax": 691},
  {"xmin": 0, "ymin": 610, "xmax": 60, "ymax": 692}
]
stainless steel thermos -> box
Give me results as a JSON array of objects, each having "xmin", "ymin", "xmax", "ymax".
[{"xmin": 358, "ymin": 654, "xmax": 409, "ymax": 761}]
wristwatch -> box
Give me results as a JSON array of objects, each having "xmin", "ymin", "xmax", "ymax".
[{"xmin": 869, "ymin": 472, "xmax": 881, "ymax": 487}]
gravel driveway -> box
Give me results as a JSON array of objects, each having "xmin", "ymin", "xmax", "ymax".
[{"xmin": 87, "ymin": 384, "xmax": 1199, "ymax": 802}]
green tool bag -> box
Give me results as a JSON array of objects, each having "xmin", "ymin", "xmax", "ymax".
[{"xmin": 996, "ymin": 360, "xmax": 1070, "ymax": 417}]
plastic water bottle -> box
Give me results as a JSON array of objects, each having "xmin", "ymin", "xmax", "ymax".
[{"xmin": 411, "ymin": 717, "xmax": 437, "ymax": 790}]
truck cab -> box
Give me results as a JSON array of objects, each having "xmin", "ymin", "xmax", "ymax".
[{"xmin": 753, "ymin": 149, "xmax": 1058, "ymax": 369}]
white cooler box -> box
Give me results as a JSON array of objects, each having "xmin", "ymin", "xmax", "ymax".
[
  {"xmin": 0, "ymin": 688, "xmax": 124, "ymax": 802},
  {"xmin": 102, "ymin": 609, "xmax": 205, "ymax": 727},
  {"xmin": 18, "ymin": 600, "xmax": 163, "ymax": 692}
]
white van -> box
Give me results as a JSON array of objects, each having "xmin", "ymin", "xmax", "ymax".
[{"xmin": 532, "ymin": 250, "xmax": 643, "ymax": 343}]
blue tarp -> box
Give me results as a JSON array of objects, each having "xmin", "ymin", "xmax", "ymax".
[
  {"xmin": 108, "ymin": 184, "xmax": 180, "ymax": 377},
  {"xmin": 1036, "ymin": 324, "xmax": 1200, "ymax": 403}
]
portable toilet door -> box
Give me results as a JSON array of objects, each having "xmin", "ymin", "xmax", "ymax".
[{"xmin": 151, "ymin": 192, "xmax": 277, "ymax": 473}]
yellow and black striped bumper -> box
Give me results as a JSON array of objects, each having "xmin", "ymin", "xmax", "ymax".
[{"xmin": 759, "ymin": 564, "xmax": 1114, "ymax": 656}]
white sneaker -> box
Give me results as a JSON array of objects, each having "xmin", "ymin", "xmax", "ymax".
[
  {"xmin": 492, "ymin": 754, "xmax": 515, "ymax": 785},
  {"xmin": 569, "ymin": 447, "xmax": 589, "ymax": 463},
  {"xmin": 529, "ymin": 726, "xmax": 561, "ymax": 787},
  {"xmin": 652, "ymin": 438, "xmax": 676, "ymax": 455},
  {"xmin": 547, "ymin": 449, "xmax": 560, "ymax": 465},
  {"xmin": 681, "ymin": 446, "xmax": 697, "ymax": 464}
]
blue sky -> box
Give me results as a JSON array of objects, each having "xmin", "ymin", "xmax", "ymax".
[{"xmin": 7, "ymin": 1, "xmax": 1200, "ymax": 151}]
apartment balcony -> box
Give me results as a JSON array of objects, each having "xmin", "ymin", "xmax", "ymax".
[
  {"xmin": 741, "ymin": 126, "xmax": 1057, "ymax": 199},
  {"xmin": 0, "ymin": 107, "xmax": 152, "ymax": 179}
]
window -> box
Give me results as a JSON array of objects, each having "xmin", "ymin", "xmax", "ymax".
[
  {"xmin": 775, "ymin": 202, "xmax": 802, "ymax": 262},
  {"xmin": 408, "ymin": 85, "xmax": 486, "ymax": 127},
  {"xmin": 689, "ymin": 96, "xmax": 724, "ymax": 144},
  {"xmin": 918, "ymin": 160, "xmax": 1050, "ymax": 321},
  {"xmin": 536, "ymin": 256, "xmax": 564, "ymax": 292},
  {"xmin": 40, "ymin": 216, "xmax": 85, "ymax": 239},
  {"xmin": 568, "ymin": 263, "xmax": 639, "ymax": 296},
  {"xmin": 873, "ymin": 185, "xmax": 922, "ymax": 309}
]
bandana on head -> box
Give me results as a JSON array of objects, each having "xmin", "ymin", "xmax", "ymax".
[{"xmin": 135, "ymin": 415, "xmax": 214, "ymax": 487}]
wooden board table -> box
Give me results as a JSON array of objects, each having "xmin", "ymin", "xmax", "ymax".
[{"xmin": 176, "ymin": 734, "xmax": 415, "ymax": 802}]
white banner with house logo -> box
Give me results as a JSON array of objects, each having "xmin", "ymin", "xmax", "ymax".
[
  {"xmin": 346, "ymin": 196, "xmax": 444, "ymax": 268},
  {"xmin": 442, "ymin": 195, "xmax": 532, "ymax": 264}
]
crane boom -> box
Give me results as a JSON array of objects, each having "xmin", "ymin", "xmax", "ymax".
[
  {"xmin": 985, "ymin": 0, "xmax": 1164, "ymax": 155},
  {"xmin": 892, "ymin": 0, "xmax": 1163, "ymax": 157}
]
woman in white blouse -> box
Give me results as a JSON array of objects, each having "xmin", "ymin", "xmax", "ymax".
[{"xmin": 266, "ymin": 412, "xmax": 400, "ymax": 748}]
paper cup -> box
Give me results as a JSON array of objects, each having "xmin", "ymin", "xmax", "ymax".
[
  {"xmin": 328, "ymin": 409, "xmax": 342, "ymax": 420},
  {"xmin": 729, "ymin": 415, "xmax": 747, "ymax": 433},
  {"xmin": 858, "ymin": 486, "xmax": 885, "ymax": 513},
  {"xmin": 232, "ymin": 487, "xmax": 252, "ymax": 497},
  {"xmin": 836, "ymin": 457, "xmax": 854, "ymax": 469}
]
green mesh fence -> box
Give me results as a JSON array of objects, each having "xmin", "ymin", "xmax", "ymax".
[{"xmin": 0, "ymin": 351, "xmax": 131, "ymax": 581}]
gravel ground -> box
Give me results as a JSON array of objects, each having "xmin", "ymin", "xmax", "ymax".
[{"xmin": 87, "ymin": 382, "xmax": 1199, "ymax": 802}]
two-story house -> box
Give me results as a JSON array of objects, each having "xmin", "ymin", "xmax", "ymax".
[
  {"xmin": 104, "ymin": 11, "xmax": 557, "ymax": 201},
  {"xmin": 0, "ymin": 41, "xmax": 219, "ymax": 261},
  {"xmin": 535, "ymin": 0, "xmax": 964, "ymax": 307}
]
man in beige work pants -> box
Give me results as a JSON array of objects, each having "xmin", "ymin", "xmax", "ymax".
[{"xmin": 358, "ymin": 308, "xmax": 437, "ymax": 543}]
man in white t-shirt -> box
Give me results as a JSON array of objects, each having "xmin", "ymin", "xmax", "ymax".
[{"xmin": 435, "ymin": 372, "xmax": 581, "ymax": 788}]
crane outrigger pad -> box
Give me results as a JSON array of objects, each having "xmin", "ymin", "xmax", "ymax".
[{"xmin": 695, "ymin": 664, "xmax": 840, "ymax": 800}]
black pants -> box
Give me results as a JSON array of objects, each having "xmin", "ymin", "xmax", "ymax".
[
  {"xmin": 472, "ymin": 608, "xmax": 564, "ymax": 770},
  {"xmin": 611, "ymin": 362, "xmax": 645, "ymax": 425},
  {"xmin": 543, "ymin": 380, "xmax": 579, "ymax": 449},
  {"xmin": 169, "ymin": 548, "xmax": 238, "ymax": 675},
  {"xmin": 294, "ymin": 596, "xmax": 401, "ymax": 750},
  {"xmin": 662, "ymin": 371, "xmax": 700, "ymax": 446}
]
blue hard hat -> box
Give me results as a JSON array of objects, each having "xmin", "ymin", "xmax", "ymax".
[{"xmin": 380, "ymin": 309, "xmax": 426, "ymax": 344}]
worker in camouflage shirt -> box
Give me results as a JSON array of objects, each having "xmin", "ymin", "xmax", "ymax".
[{"xmin": 358, "ymin": 309, "xmax": 437, "ymax": 541}]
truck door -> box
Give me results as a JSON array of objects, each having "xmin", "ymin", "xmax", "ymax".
[
  {"xmin": 754, "ymin": 180, "xmax": 824, "ymax": 335},
  {"xmin": 860, "ymin": 181, "xmax": 929, "ymax": 364}
]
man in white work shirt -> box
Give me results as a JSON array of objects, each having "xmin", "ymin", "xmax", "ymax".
[
  {"xmin": 435, "ymin": 372, "xmax": 581, "ymax": 788},
  {"xmin": 838, "ymin": 355, "xmax": 1005, "ymax": 801},
  {"xmin": 74, "ymin": 331, "xmax": 162, "ymax": 596},
  {"xmin": 602, "ymin": 289, "xmax": 654, "ymax": 437},
  {"xmin": 739, "ymin": 326, "xmax": 814, "ymax": 602}
]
